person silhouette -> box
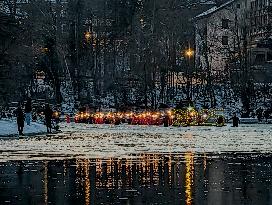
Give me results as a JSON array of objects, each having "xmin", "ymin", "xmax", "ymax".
[
  {"xmin": 44, "ymin": 104, "xmax": 53, "ymax": 133},
  {"xmin": 16, "ymin": 105, "xmax": 25, "ymax": 135},
  {"xmin": 231, "ymin": 113, "xmax": 240, "ymax": 127}
]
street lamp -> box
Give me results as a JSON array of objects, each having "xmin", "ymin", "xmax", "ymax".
[
  {"xmin": 41, "ymin": 47, "xmax": 49, "ymax": 53},
  {"xmin": 84, "ymin": 31, "xmax": 92, "ymax": 41},
  {"xmin": 140, "ymin": 18, "xmax": 144, "ymax": 28},
  {"xmin": 185, "ymin": 48, "xmax": 194, "ymax": 101},
  {"xmin": 185, "ymin": 48, "xmax": 194, "ymax": 58}
]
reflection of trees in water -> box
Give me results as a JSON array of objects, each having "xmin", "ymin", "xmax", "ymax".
[
  {"xmin": 1, "ymin": 153, "xmax": 272, "ymax": 205},
  {"xmin": 73, "ymin": 153, "xmax": 198, "ymax": 204}
]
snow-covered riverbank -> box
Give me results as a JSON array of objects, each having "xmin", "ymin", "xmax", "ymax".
[{"xmin": 0, "ymin": 123, "xmax": 271, "ymax": 162}]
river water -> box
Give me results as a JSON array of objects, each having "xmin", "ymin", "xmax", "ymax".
[{"xmin": 0, "ymin": 152, "xmax": 271, "ymax": 205}]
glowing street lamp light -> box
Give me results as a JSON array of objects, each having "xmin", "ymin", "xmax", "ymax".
[
  {"xmin": 185, "ymin": 47, "xmax": 194, "ymax": 101},
  {"xmin": 185, "ymin": 48, "xmax": 194, "ymax": 58},
  {"xmin": 85, "ymin": 31, "xmax": 92, "ymax": 41}
]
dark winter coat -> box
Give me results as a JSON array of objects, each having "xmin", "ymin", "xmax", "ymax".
[
  {"xmin": 232, "ymin": 116, "xmax": 240, "ymax": 127},
  {"xmin": 44, "ymin": 107, "xmax": 53, "ymax": 127},
  {"xmin": 16, "ymin": 108, "xmax": 25, "ymax": 126},
  {"xmin": 163, "ymin": 115, "xmax": 169, "ymax": 127},
  {"xmin": 25, "ymin": 100, "xmax": 32, "ymax": 113}
]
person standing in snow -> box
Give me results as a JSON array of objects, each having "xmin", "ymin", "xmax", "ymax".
[
  {"xmin": 44, "ymin": 104, "xmax": 53, "ymax": 133},
  {"xmin": 231, "ymin": 113, "xmax": 240, "ymax": 127},
  {"xmin": 256, "ymin": 108, "xmax": 263, "ymax": 122},
  {"xmin": 25, "ymin": 98, "xmax": 32, "ymax": 126},
  {"xmin": 163, "ymin": 114, "xmax": 170, "ymax": 127},
  {"xmin": 16, "ymin": 105, "xmax": 25, "ymax": 135},
  {"xmin": 66, "ymin": 114, "xmax": 71, "ymax": 123}
]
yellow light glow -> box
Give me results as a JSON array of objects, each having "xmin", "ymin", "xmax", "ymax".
[
  {"xmin": 84, "ymin": 159, "xmax": 90, "ymax": 205},
  {"xmin": 85, "ymin": 31, "xmax": 92, "ymax": 40},
  {"xmin": 185, "ymin": 152, "xmax": 194, "ymax": 205},
  {"xmin": 152, "ymin": 115, "xmax": 158, "ymax": 118},
  {"xmin": 186, "ymin": 48, "xmax": 194, "ymax": 57},
  {"xmin": 188, "ymin": 106, "xmax": 193, "ymax": 111}
]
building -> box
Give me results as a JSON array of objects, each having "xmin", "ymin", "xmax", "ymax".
[
  {"xmin": 194, "ymin": 0, "xmax": 272, "ymax": 83},
  {"xmin": 248, "ymin": 0, "xmax": 272, "ymax": 83}
]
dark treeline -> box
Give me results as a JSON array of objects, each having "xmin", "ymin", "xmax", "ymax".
[
  {"xmin": 1, "ymin": 0, "xmax": 271, "ymax": 114},
  {"xmin": 0, "ymin": 0, "xmax": 217, "ymax": 108}
]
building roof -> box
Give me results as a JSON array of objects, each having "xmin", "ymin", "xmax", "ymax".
[
  {"xmin": 194, "ymin": 0, "xmax": 236, "ymax": 20},
  {"xmin": 199, "ymin": 0, "xmax": 216, "ymax": 4}
]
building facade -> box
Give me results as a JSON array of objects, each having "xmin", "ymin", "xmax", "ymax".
[{"xmin": 194, "ymin": 0, "xmax": 272, "ymax": 82}]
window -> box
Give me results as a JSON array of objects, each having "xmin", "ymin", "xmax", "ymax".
[
  {"xmin": 61, "ymin": 24, "xmax": 68, "ymax": 33},
  {"xmin": 237, "ymin": 3, "xmax": 241, "ymax": 8},
  {"xmin": 267, "ymin": 52, "xmax": 272, "ymax": 61},
  {"xmin": 222, "ymin": 19, "xmax": 229, "ymax": 29},
  {"xmin": 255, "ymin": 54, "xmax": 265, "ymax": 64},
  {"xmin": 222, "ymin": 36, "xmax": 229, "ymax": 45},
  {"xmin": 251, "ymin": 1, "xmax": 254, "ymax": 9}
]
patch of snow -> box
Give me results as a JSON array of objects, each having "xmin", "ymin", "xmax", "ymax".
[
  {"xmin": 194, "ymin": 6, "xmax": 218, "ymax": 19},
  {"xmin": 0, "ymin": 123, "xmax": 271, "ymax": 162},
  {"xmin": 0, "ymin": 120, "xmax": 46, "ymax": 136},
  {"xmin": 194, "ymin": 0, "xmax": 235, "ymax": 19},
  {"xmin": 239, "ymin": 118, "xmax": 259, "ymax": 124},
  {"xmin": 200, "ymin": 0, "xmax": 216, "ymax": 4}
]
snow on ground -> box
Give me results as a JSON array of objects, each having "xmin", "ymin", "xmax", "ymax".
[
  {"xmin": 0, "ymin": 120, "xmax": 46, "ymax": 136},
  {"xmin": 0, "ymin": 122, "xmax": 271, "ymax": 162}
]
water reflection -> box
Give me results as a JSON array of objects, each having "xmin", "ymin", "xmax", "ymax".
[
  {"xmin": 44, "ymin": 161, "xmax": 48, "ymax": 205},
  {"xmin": 0, "ymin": 153, "xmax": 271, "ymax": 205},
  {"xmin": 185, "ymin": 152, "xmax": 194, "ymax": 205}
]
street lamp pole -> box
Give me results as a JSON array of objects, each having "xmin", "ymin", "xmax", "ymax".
[{"xmin": 185, "ymin": 48, "xmax": 194, "ymax": 101}]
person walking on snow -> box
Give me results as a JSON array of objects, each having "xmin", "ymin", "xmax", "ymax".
[
  {"xmin": 16, "ymin": 105, "xmax": 25, "ymax": 135},
  {"xmin": 44, "ymin": 104, "xmax": 53, "ymax": 133},
  {"xmin": 25, "ymin": 98, "xmax": 32, "ymax": 126}
]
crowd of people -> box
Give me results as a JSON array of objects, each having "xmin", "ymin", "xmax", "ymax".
[
  {"xmin": 73, "ymin": 108, "xmax": 228, "ymax": 127},
  {"xmin": 0, "ymin": 98, "xmax": 271, "ymax": 136},
  {"xmin": 74, "ymin": 111, "xmax": 172, "ymax": 127}
]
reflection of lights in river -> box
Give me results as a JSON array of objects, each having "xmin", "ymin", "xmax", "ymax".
[
  {"xmin": 84, "ymin": 159, "xmax": 91, "ymax": 205},
  {"xmin": 203, "ymin": 153, "xmax": 207, "ymax": 171},
  {"xmin": 43, "ymin": 161, "xmax": 48, "ymax": 205},
  {"xmin": 75, "ymin": 159, "xmax": 92, "ymax": 205},
  {"xmin": 185, "ymin": 152, "xmax": 194, "ymax": 205}
]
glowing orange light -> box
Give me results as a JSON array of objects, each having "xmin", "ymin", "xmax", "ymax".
[
  {"xmin": 185, "ymin": 48, "xmax": 194, "ymax": 57},
  {"xmin": 85, "ymin": 31, "xmax": 92, "ymax": 40}
]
